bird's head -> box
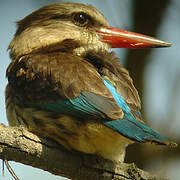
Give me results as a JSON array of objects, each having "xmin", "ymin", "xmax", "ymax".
[{"xmin": 9, "ymin": 2, "xmax": 171, "ymax": 60}]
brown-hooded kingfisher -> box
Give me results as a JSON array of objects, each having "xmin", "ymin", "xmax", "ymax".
[{"xmin": 6, "ymin": 2, "xmax": 177, "ymax": 162}]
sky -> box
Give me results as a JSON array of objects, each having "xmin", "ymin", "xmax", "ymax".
[{"xmin": 0, "ymin": 0, "xmax": 180, "ymax": 179}]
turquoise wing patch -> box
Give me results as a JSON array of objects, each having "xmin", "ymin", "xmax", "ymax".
[{"xmin": 25, "ymin": 78, "xmax": 171, "ymax": 144}]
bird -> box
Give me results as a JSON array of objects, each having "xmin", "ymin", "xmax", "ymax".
[{"xmin": 6, "ymin": 2, "xmax": 177, "ymax": 162}]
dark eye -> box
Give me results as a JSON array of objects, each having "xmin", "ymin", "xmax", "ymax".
[{"xmin": 73, "ymin": 12, "xmax": 91, "ymax": 27}]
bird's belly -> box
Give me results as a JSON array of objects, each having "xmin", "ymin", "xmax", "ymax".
[
  {"xmin": 81, "ymin": 121, "xmax": 133, "ymax": 161},
  {"xmin": 6, "ymin": 94, "xmax": 132, "ymax": 162}
]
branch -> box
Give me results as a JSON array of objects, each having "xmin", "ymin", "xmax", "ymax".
[{"xmin": 0, "ymin": 124, "xmax": 168, "ymax": 180}]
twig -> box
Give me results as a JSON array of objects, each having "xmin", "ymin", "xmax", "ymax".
[
  {"xmin": 0, "ymin": 124, "xmax": 168, "ymax": 180},
  {"xmin": 4, "ymin": 159, "xmax": 20, "ymax": 180}
]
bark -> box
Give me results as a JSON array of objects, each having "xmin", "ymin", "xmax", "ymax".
[{"xmin": 0, "ymin": 124, "xmax": 168, "ymax": 180}]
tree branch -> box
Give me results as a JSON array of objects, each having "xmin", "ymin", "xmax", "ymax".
[{"xmin": 0, "ymin": 124, "xmax": 168, "ymax": 180}]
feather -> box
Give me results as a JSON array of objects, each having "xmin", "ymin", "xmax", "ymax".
[
  {"xmin": 103, "ymin": 78, "xmax": 173, "ymax": 145},
  {"xmin": 23, "ymin": 78, "xmax": 173, "ymax": 146}
]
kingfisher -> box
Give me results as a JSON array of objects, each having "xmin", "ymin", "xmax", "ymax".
[{"xmin": 6, "ymin": 2, "xmax": 176, "ymax": 162}]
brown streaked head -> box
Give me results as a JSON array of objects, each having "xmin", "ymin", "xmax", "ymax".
[
  {"xmin": 9, "ymin": 2, "xmax": 171, "ymax": 60},
  {"xmin": 8, "ymin": 2, "xmax": 109, "ymax": 60}
]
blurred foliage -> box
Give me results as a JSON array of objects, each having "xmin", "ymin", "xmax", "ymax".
[{"xmin": 125, "ymin": 1, "xmax": 180, "ymax": 177}]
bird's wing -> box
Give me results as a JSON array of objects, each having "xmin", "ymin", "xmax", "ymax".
[
  {"xmin": 8, "ymin": 52, "xmax": 173, "ymax": 146},
  {"xmin": 85, "ymin": 51, "xmax": 143, "ymax": 122},
  {"xmin": 7, "ymin": 52, "xmax": 123, "ymax": 120}
]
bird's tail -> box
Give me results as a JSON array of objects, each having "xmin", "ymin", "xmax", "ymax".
[{"xmin": 104, "ymin": 113, "xmax": 177, "ymax": 147}]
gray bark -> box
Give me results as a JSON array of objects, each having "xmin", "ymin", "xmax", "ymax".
[{"xmin": 0, "ymin": 124, "xmax": 168, "ymax": 180}]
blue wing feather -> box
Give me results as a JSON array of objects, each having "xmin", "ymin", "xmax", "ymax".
[
  {"xmin": 103, "ymin": 79, "xmax": 171, "ymax": 143},
  {"xmin": 103, "ymin": 79, "xmax": 130, "ymax": 113},
  {"xmin": 29, "ymin": 93, "xmax": 107, "ymax": 119},
  {"xmin": 27, "ymin": 78, "xmax": 171, "ymax": 144}
]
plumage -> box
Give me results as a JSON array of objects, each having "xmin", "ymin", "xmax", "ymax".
[{"xmin": 6, "ymin": 2, "xmax": 176, "ymax": 162}]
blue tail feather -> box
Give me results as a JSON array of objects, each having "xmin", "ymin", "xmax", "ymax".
[
  {"xmin": 104, "ymin": 113, "xmax": 171, "ymax": 144},
  {"xmin": 103, "ymin": 78, "xmax": 171, "ymax": 144}
]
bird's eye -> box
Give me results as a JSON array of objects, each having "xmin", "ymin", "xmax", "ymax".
[{"xmin": 73, "ymin": 12, "xmax": 91, "ymax": 27}]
